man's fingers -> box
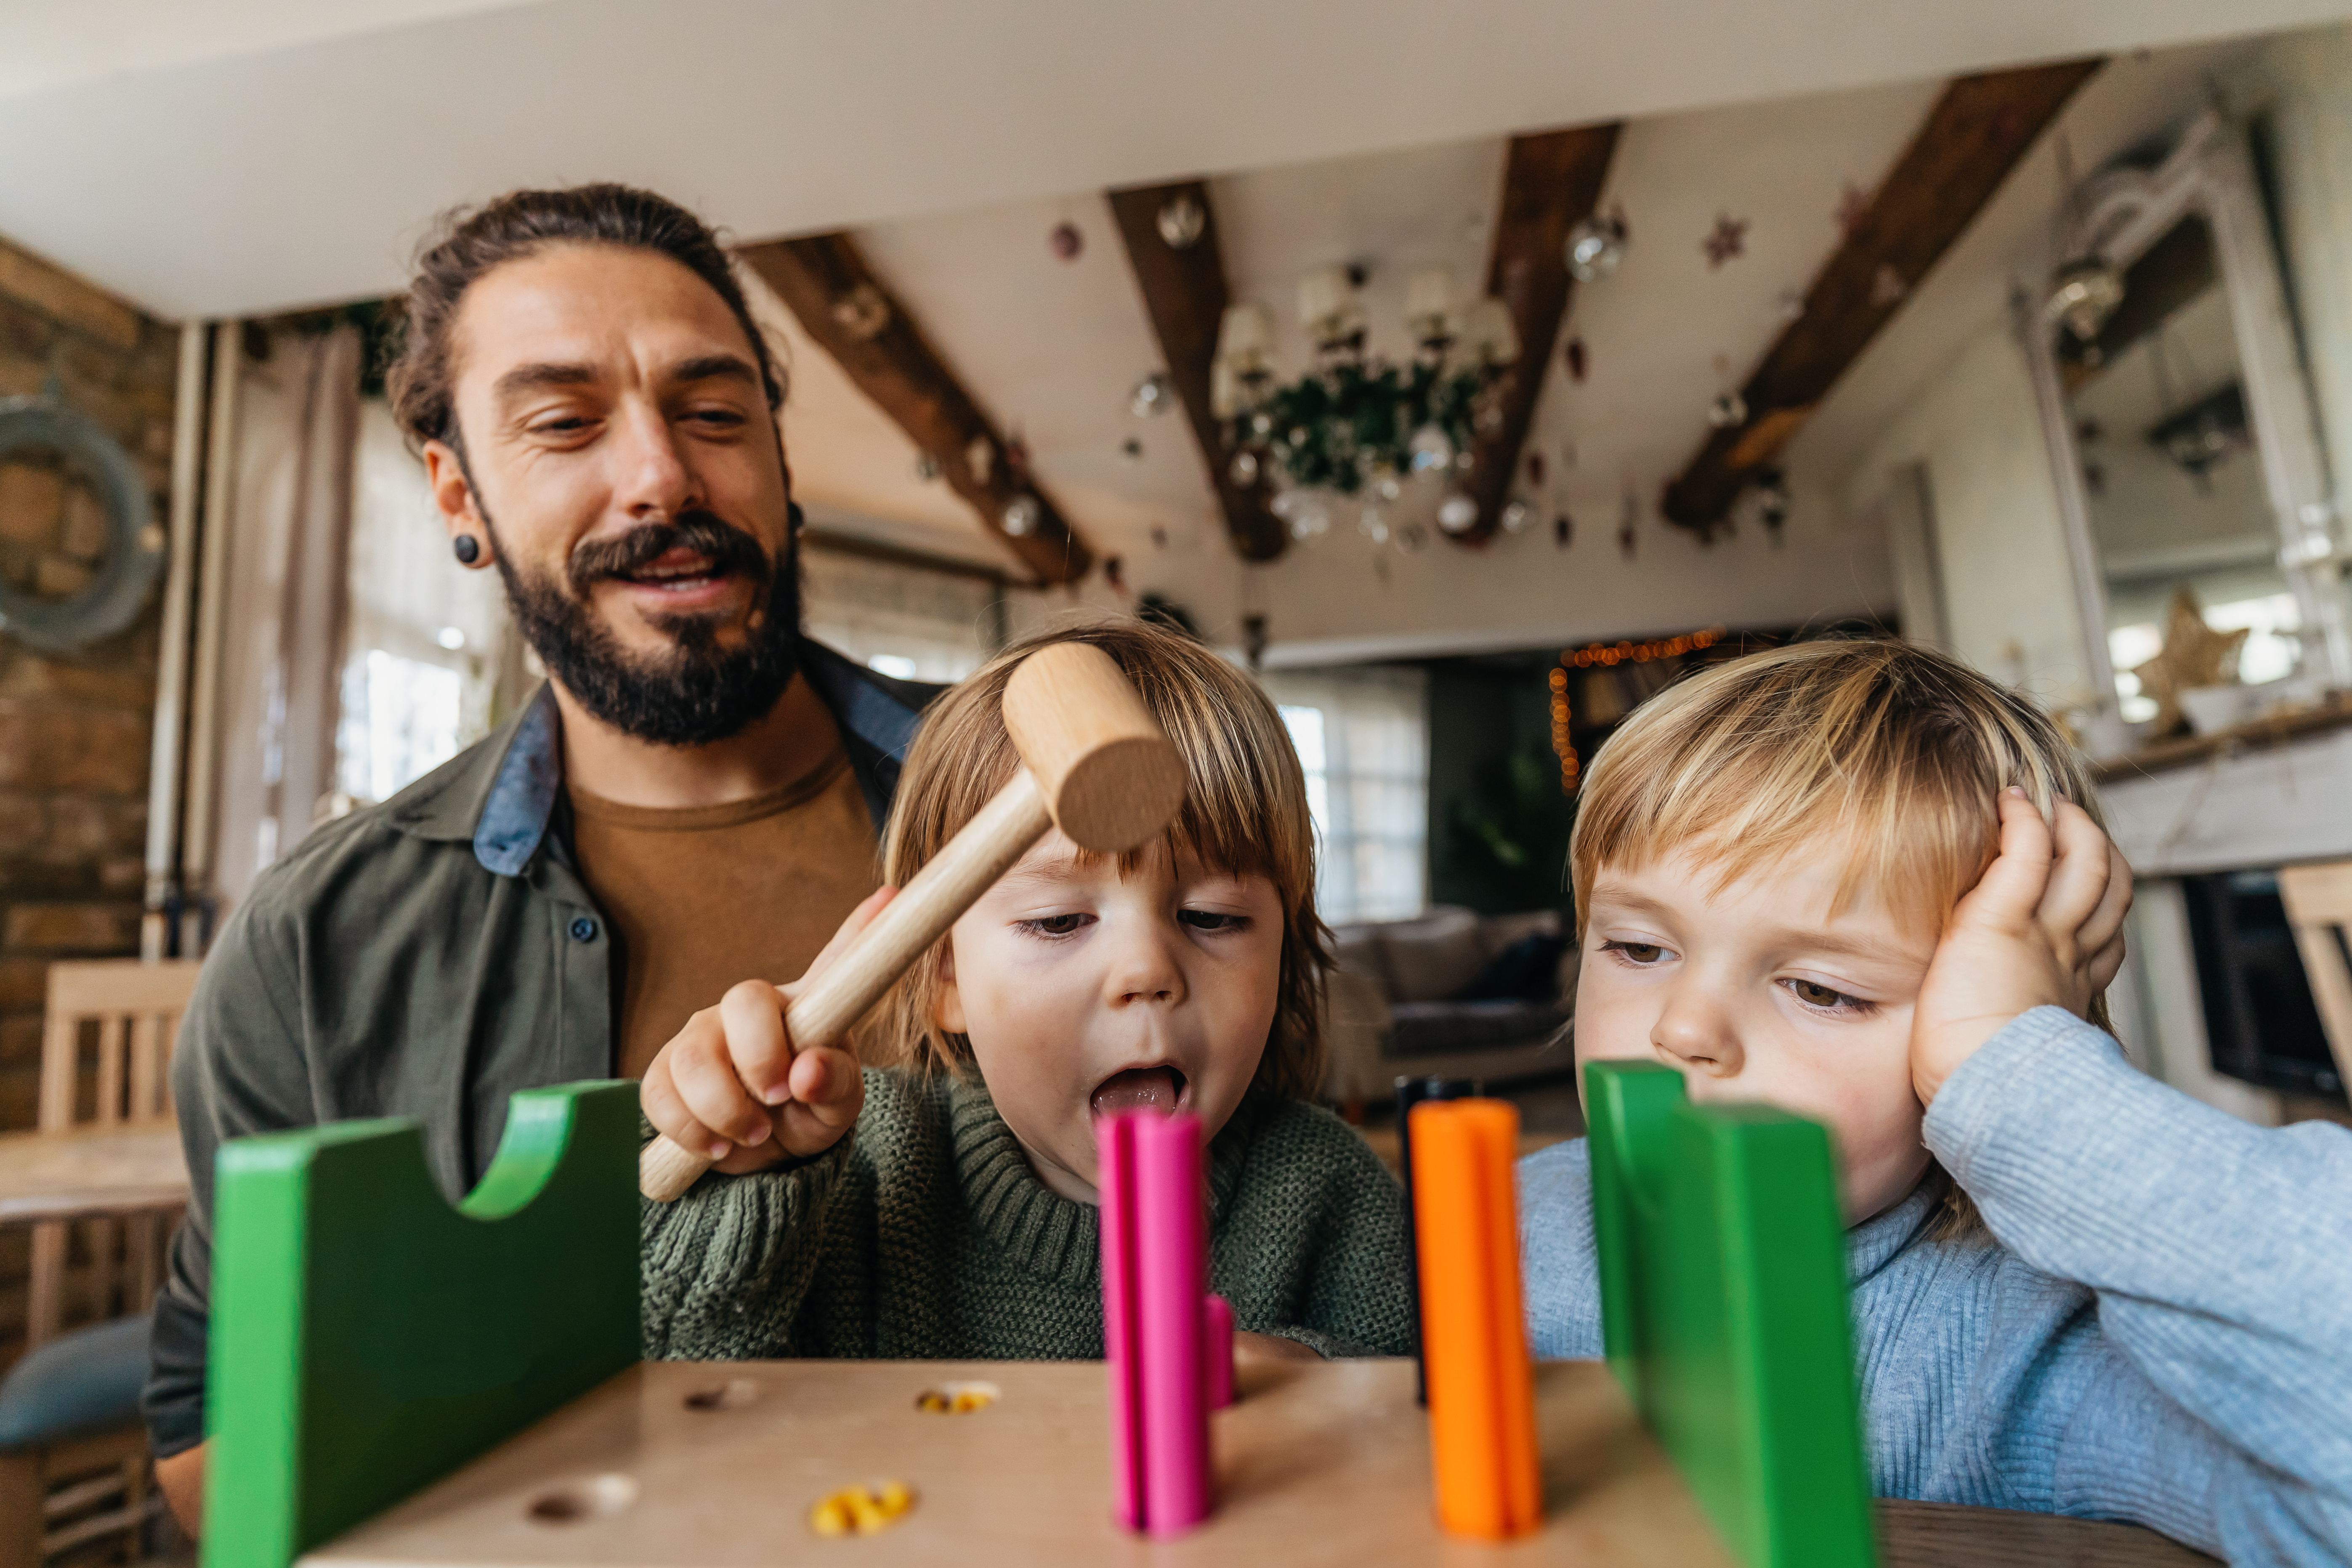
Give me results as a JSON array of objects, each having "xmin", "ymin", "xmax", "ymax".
[
  {"xmin": 2038, "ymin": 799, "xmax": 2114, "ymax": 939},
  {"xmin": 717, "ymin": 980, "xmax": 797, "ymax": 1106},
  {"xmin": 1954, "ymin": 789, "xmax": 2054, "ymax": 928}
]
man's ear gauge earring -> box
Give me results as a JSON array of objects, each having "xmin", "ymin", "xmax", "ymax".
[{"xmin": 453, "ymin": 534, "xmax": 481, "ymax": 565}]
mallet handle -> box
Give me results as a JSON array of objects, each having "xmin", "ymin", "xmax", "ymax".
[{"xmin": 638, "ymin": 769, "xmax": 1053, "ymax": 1201}]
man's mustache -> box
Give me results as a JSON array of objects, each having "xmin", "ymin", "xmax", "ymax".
[{"xmin": 566, "ymin": 513, "xmax": 772, "ymax": 597}]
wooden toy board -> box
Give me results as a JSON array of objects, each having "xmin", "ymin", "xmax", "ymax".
[{"xmin": 298, "ymin": 1358, "xmax": 2216, "ymax": 1568}]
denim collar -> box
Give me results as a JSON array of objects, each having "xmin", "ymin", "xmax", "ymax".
[{"xmin": 384, "ymin": 640, "xmax": 938, "ymax": 876}]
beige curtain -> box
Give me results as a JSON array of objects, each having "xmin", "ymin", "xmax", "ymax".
[{"xmin": 205, "ymin": 324, "xmax": 361, "ymax": 913}]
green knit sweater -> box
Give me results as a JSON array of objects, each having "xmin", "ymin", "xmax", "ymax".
[{"xmin": 640, "ymin": 1067, "xmax": 1412, "ymax": 1362}]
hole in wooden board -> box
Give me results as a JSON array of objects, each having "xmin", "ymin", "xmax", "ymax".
[
  {"xmin": 525, "ymin": 1473, "xmax": 638, "ymax": 1525},
  {"xmin": 684, "ymin": 1378, "xmax": 760, "ymax": 1411},
  {"xmin": 914, "ymin": 1380, "xmax": 1000, "ymax": 1414}
]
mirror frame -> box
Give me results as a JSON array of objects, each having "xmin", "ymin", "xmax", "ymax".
[{"xmin": 2016, "ymin": 110, "xmax": 2350, "ymax": 744}]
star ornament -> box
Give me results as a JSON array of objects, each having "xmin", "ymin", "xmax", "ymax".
[
  {"xmin": 1702, "ymin": 213, "xmax": 1749, "ymax": 269},
  {"xmin": 2131, "ymin": 586, "xmax": 2250, "ymax": 737}
]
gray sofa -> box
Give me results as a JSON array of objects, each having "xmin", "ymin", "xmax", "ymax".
[{"xmin": 1320, "ymin": 905, "xmax": 1576, "ymax": 1108}]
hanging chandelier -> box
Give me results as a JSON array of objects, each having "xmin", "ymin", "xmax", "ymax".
[{"xmin": 1210, "ymin": 264, "xmax": 1519, "ymax": 543}]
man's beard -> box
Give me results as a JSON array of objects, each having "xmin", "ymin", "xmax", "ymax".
[{"xmin": 489, "ymin": 510, "xmax": 804, "ymax": 748}]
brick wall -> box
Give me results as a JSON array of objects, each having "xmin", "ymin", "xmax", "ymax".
[
  {"xmin": 0, "ymin": 237, "xmax": 175, "ymax": 1131},
  {"xmin": 0, "ymin": 237, "xmax": 175, "ymax": 1355}
]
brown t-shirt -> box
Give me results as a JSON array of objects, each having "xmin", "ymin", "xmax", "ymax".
[{"xmin": 570, "ymin": 744, "xmax": 879, "ymax": 1079}]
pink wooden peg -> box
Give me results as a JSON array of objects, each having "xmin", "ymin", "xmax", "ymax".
[
  {"xmin": 1096, "ymin": 1114, "xmax": 1145, "ymax": 1531},
  {"xmin": 1098, "ymin": 1110, "xmax": 1214, "ymax": 1539}
]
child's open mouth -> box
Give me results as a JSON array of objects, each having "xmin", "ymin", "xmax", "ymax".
[{"xmin": 1089, "ymin": 1064, "xmax": 1190, "ymax": 1119}]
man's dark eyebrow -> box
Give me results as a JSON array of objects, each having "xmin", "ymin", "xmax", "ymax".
[
  {"xmin": 490, "ymin": 361, "xmax": 600, "ymax": 402},
  {"xmin": 666, "ymin": 353, "xmax": 762, "ymax": 390}
]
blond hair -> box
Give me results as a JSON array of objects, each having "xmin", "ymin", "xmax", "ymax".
[
  {"xmin": 1570, "ymin": 638, "xmax": 2111, "ymax": 1239},
  {"xmin": 874, "ymin": 620, "xmax": 1330, "ymax": 1100}
]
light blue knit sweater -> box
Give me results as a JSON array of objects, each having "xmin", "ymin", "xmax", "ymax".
[{"xmin": 1518, "ymin": 1007, "xmax": 2352, "ymax": 1566}]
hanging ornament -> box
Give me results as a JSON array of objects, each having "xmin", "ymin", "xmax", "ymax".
[
  {"xmin": 1120, "ymin": 437, "xmax": 1144, "ymax": 462},
  {"xmin": 1050, "ymin": 222, "xmax": 1084, "ymax": 262},
  {"xmin": 1565, "ymin": 207, "xmax": 1629, "ymax": 282},
  {"xmin": 1359, "ymin": 504, "xmax": 1391, "ymax": 546},
  {"xmin": 1004, "ymin": 432, "xmax": 1031, "ymax": 478},
  {"xmin": 1407, "ymin": 425, "xmax": 1454, "ymax": 476},
  {"xmin": 1554, "ymin": 513, "xmax": 1573, "ymax": 549},
  {"xmin": 1228, "ymin": 449, "xmax": 1261, "ymax": 487},
  {"xmin": 832, "ymin": 283, "xmax": 892, "ymax": 341},
  {"xmin": 1707, "ymin": 391, "xmax": 1749, "ymax": 429},
  {"xmin": 1129, "ymin": 372, "xmax": 1175, "ymax": 417},
  {"xmin": 1156, "ymin": 193, "xmax": 1207, "ymax": 250},
  {"xmin": 1702, "ymin": 213, "xmax": 1749, "ymax": 269},
  {"xmin": 1500, "ymin": 499, "xmax": 1533, "ymax": 534},
  {"xmin": 1287, "ymin": 498, "xmax": 1331, "ymax": 541},
  {"xmin": 1001, "ymin": 495, "xmax": 1042, "ymax": 537},
  {"xmin": 1374, "ymin": 473, "xmax": 1403, "ymax": 503},
  {"xmin": 911, "ymin": 451, "xmax": 941, "ymax": 483},
  {"xmin": 1435, "ymin": 490, "xmax": 1480, "ymax": 535},
  {"xmin": 1754, "ymin": 465, "xmax": 1789, "ymax": 546},
  {"xmin": 1565, "ymin": 337, "xmax": 1588, "ymax": 383},
  {"xmin": 1398, "ymin": 521, "xmax": 1430, "ymax": 553},
  {"xmin": 1618, "ymin": 493, "xmax": 1639, "ymax": 558},
  {"xmin": 1525, "ymin": 452, "xmax": 1546, "ymax": 487}
]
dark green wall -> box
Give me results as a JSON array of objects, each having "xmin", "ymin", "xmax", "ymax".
[{"xmin": 1424, "ymin": 654, "xmax": 1576, "ymax": 918}]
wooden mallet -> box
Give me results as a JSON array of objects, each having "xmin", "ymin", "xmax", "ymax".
[{"xmin": 638, "ymin": 641, "xmax": 1190, "ymax": 1202}]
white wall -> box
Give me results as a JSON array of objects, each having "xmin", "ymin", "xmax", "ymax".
[
  {"xmin": 1841, "ymin": 320, "xmax": 2092, "ymax": 706},
  {"xmin": 2253, "ymin": 24, "xmax": 2352, "ymax": 514}
]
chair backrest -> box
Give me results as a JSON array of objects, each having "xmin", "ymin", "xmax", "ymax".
[
  {"xmin": 2274, "ymin": 862, "xmax": 2352, "ymax": 1094},
  {"xmin": 24, "ymin": 959, "xmax": 203, "ymax": 1348},
  {"xmin": 39, "ymin": 959, "xmax": 202, "ymax": 1132}
]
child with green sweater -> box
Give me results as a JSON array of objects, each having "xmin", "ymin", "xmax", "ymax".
[{"xmin": 638, "ymin": 622, "xmax": 1411, "ymax": 1361}]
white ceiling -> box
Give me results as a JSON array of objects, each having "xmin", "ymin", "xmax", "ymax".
[{"xmin": 5, "ymin": 0, "xmax": 2351, "ymax": 319}]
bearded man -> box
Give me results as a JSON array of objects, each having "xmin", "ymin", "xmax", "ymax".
[{"xmin": 143, "ymin": 186, "xmax": 933, "ymax": 1526}]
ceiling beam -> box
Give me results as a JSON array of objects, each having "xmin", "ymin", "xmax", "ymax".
[
  {"xmin": 1457, "ymin": 123, "xmax": 1623, "ymax": 547},
  {"xmin": 1660, "ymin": 57, "xmax": 2102, "ymax": 533},
  {"xmin": 738, "ymin": 233, "xmax": 1093, "ymax": 584},
  {"xmin": 1106, "ymin": 181, "xmax": 1287, "ymax": 563}
]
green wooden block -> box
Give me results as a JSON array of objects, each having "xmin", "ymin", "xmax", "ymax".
[
  {"xmin": 201, "ymin": 1082, "xmax": 640, "ymax": 1568},
  {"xmin": 1584, "ymin": 1060, "xmax": 1876, "ymax": 1568}
]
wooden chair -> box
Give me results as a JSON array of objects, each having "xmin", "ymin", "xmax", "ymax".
[
  {"xmin": 28, "ymin": 960, "xmax": 198, "ymax": 1348},
  {"xmin": 0, "ymin": 959, "xmax": 199, "ymax": 1568},
  {"xmin": 2274, "ymin": 863, "xmax": 2352, "ymax": 1096}
]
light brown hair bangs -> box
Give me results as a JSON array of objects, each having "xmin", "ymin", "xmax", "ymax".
[
  {"xmin": 876, "ymin": 620, "xmax": 1330, "ymax": 1099},
  {"xmin": 1571, "ymin": 638, "xmax": 2106, "ymax": 947}
]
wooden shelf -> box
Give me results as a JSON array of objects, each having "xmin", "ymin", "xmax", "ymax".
[{"xmin": 2092, "ymin": 690, "xmax": 2352, "ymax": 784}]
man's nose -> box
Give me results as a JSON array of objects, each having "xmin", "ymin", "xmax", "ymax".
[
  {"xmin": 1102, "ymin": 919, "xmax": 1187, "ymax": 1009},
  {"xmin": 1650, "ymin": 983, "xmax": 1745, "ymax": 1081},
  {"xmin": 609, "ymin": 399, "xmax": 702, "ymax": 520}
]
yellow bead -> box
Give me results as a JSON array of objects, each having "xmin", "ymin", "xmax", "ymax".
[
  {"xmin": 876, "ymin": 1480, "xmax": 912, "ymax": 1515},
  {"xmin": 808, "ymin": 1499, "xmax": 850, "ymax": 1537}
]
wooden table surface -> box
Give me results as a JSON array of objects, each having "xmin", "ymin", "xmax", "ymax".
[
  {"xmin": 0, "ymin": 1118, "xmax": 187, "ymax": 1224},
  {"xmin": 304, "ymin": 1358, "xmax": 2215, "ymax": 1568}
]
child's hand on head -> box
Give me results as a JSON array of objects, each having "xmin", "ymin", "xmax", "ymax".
[
  {"xmin": 639, "ymin": 886, "xmax": 895, "ymax": 1173},
  {"xmin": 1910, "ymin": 789, "xmax": 2131, "ymax": 1106}
]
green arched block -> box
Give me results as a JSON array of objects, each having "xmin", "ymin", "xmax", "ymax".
[
  {"xmin": 1583, "ymin": 1060, "xmax": 1876, "ymax": 1568},
  {"xmin": 200, "ymin": 1082, "xmax": 640, "ymax": 1568}
]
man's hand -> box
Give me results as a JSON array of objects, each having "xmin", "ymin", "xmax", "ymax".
[
  {"xmin": 1910, "ymin": 789, "xmax": 2132, "ymax": 1106},
  {"xmin": 639, "ymin": 886, "xmax": 893, "ymax": 1173}
]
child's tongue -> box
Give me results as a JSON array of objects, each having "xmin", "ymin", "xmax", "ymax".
[{"xmin": 1090, "ymin": 1066, "xmax": 1184, "ymax": 1118}]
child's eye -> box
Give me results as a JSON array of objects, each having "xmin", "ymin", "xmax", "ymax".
[
  {"xmin": 1600, "ymin": 939, "xmax": 1669, "ymax": 965},
  {"xmin": 1014, "ymin": 913, "xmax": 1093, "ymax": 938},
  {"xmin": 1178, "ymin": 909, "xmax": 1249, "ymax": 933},
  {"xmin": 1783, "ymin": 978, "xmax": 1872, "ymax": 1015}
]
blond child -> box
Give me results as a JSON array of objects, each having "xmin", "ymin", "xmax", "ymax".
[
  {"xmin": 1519, "ymin": 638, "xmax": 2352, "ymax": 1564},
  {"xmin": 638, "ymin": 621, "xmax": 1411, "ymax": 1361}
]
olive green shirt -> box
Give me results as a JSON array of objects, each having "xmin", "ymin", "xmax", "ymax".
[
  {"xmin": 143, "ymin": 645, "xmax": 933, "ymax": 1456},
  {"xmin": 642, "ymin": 1068, "xmax": 1414, "ymax": 1362}
]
